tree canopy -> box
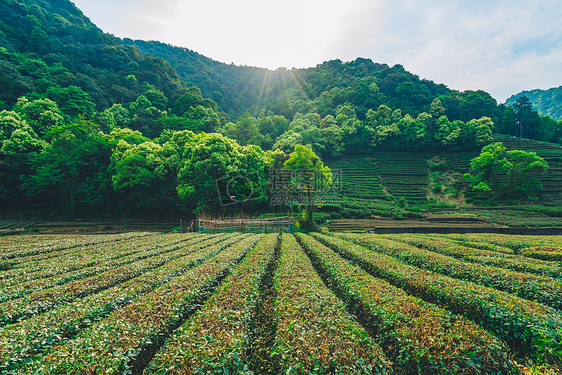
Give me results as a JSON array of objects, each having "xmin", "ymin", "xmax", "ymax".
[
  {"xmin": 283, "ymin": 145, "xmax": 332, "ymax": 228},
  {"xmin": 464, "ymin": 142, "xmax": 549, "ymax": 200}
]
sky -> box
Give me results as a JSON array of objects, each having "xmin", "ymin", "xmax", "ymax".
[{"xmin": 71, "ymin": 0, "xmax": 562, "ymax": 102}]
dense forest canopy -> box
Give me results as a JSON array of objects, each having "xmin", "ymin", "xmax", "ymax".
[{"xmin": 1, "ymin": 0, "xmax": 561, "ymax": 219}]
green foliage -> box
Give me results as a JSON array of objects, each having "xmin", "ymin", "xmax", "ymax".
[
  {"xmin": 0, "ymin": 0, "xmax": 187, "ymax": 113},
  {"xmin": 111, "ymin": 140, "xmax": 184, "ymax": 213},
  {"xmin": 383, "ymin": 234, "xmax": 562, "ymax": 308},
  {"xmin": 21, "ymin": 119, "xmax": 112, "ymax": 217},
  {"xmin": 176, "ymin": 133, "xmax": 268, "ymax": 212},
  {"xmin": 105, "ymin": 127, "xmax": 149, "ymax": 146},
  {"xmin": 46, "ymin": 85, "xmax": 96, "ymax": 119},
  {"xmin": 273, "ymin": 113, "xmax": 325, "ymax": 154},
  {"xmin": 221, "ymin": 112, "xmax": 260, "ymax": 146},
  {"xmin": 521, "ymin": 248, "xmax": 562, "ymax": 262},
  {"xmin": 12, "ymin": 97, "xmax": 64, "ymax": 136},
  {"xmin": 20, "ymin": 234, "xmax": 259, "ymax": 373},
  {"xmin": 1, "ymin": 0, "xmax": 561, "ymax": 219},
  {"xmin": 144, "ymin": 234, "xmax": 277, "ymax": 374},
  {"xmin": 464, "ymin": 142, "xmax": 549, "ymax": 200},
  {"xmin": 464, "ymin": 142, "xmax": 512, "ymax": 192},
  {"xmin": 511, "ymin": 205, "xmax": 562, "ymax": 217},
  {"xmin": 0, "ymin": 110, "xmax": 47, "ymax": 201},
  {"xmin": 172, "ymin": 87, "xmax": 217, "ymax": 115},
  {"xmin": 298, "ymin": 233, "xmax": 520, "ymax": 373},
  {"xmin": 257, "ymin": 114, "xmax": 289, "ymax": 149},
  {"xmin": 99, "ymin": 103, "xmax": 131, "ymax": 131},
  {"xmin": 124, "ymin": 39, "xmax": 509, "ymax": 152},
  {"xmin": 0, "ymin": 110, "xmax": 23, "ymax": 141},
  {"xmin": 0, "ymin": 56, "xmax": 35, "ymax": 104},
  {"xmin": 271, "ymin": 234, "xmax": 388, "ymax": 373},
  {"xmin": 330, "ymin": 233, "xmax": 562, "ymax": 366},
  {"xmin": 498, "ymin": 95, "xmax": 562, "ymax": 144},
  {"xmin": 506, "ymin": 149, "xmax": 549, "ymax": 199},
  {"xmin": 283, "ymin": 145, "xmax": 332, "ymax": 228},
  {"xmin": 0, "ymin": 123, "xmax": 45, "ymax": 157}
]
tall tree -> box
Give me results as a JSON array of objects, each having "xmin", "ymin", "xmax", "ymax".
[
  {"xmin": 176, "ymin": 133, "xmax": 267, "ymax": 213},
  {"xmin": 464, "ymin": 143, "xmax": 549, "ymax": 200},
  {"xmin": 506, "ymin": 150, "xmax": 548, "ymax": 200},
  {"xmin": 513, "ymin": 96, "xmax": 533, "ymax": 138},
  {"xmin": 46, "ymin": 86, "xmax": 96, "ymax": 119},
  {"xmin": 463, "ymin": 142, "xmax": 512, "ymax": 192},
  {"xmin": 283, "ymin": 145, "xmax": 332, "ymax": 229},
  {"xmin": 12, "ymin": 97, "xmax": 65, "ymax": 136},
  {"xmin": 111, "ymin": 139, "xmax": 185, "ymax": 214},
  {"xmin": 459, "ymin": 91, "xmax": 497, "ymax": 122},
  {"xmin": 0, "ymin": 110, "xmax": 46, "ymax": 201},
  {"xmin": 221, "ymin": 112, "xmax": 260, "ymax": 146}
]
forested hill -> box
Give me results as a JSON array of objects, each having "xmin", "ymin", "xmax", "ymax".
[
  {"xmin": 126, "ymin": 38, "xmax": 499, "ymax": 125},
  {"xmin": 121, "ymin": 38, "xmax": 562, "ymax": 147},
  {"xmin": 124, "ymin": 39, "xmax": 458, "ymax": 121},
  {"xmin": 0, "ymin": 0, "xmax": 499, "ymax": 122},
  {"xmin": 123, "ymin": 39, "xmax": 270, "ymax": 119},
  {"xmin": 0, "ymin": 0, "xmax": 188, "ymax": 110},
  {"xmin": 505, "ymin": 86, "xmax": 562, "ymax": 121}
]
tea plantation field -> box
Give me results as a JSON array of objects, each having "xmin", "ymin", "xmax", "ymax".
[{"xmin": 0, "ymin": 232, "xmax": 561, "ymax": 374}]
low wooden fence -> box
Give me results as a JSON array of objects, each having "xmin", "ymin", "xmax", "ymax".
[{"xmin": 196, "ymin": 216, "xmax": 294, "ymax": 234}]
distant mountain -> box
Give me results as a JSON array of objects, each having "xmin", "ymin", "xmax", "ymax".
[
  {"xmin": 124, "ymin": 39, "xmax": 464, "ymax": 121},
  {"xmin": 505, "ymin": 86, "xmax": 562, "ymax": 121}
]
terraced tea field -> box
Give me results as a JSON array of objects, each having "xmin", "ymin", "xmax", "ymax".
[
  {"xmin": 324, "ymin": 138, "xmax": 562, "ymax": 218},
  {"xmin": 375, "ymin": 152, "xmax": 431, "ymax": 205},
  {"xmin": 0, "ymin": 232, "xmax": 561, "ymax": 374},
  {"xmin": 324, "ymin": 156, "xmax": 406, "ymax": 219}
]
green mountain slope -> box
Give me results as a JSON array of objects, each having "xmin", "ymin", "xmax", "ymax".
[
  {"xmin": 123, "ymin": 39, "xmax": 475, "ymax": 122},
  {"xmin": 505, "ymin": 86, "xmax": 562, "ymax": 121},
  {"xmin": 2, "ymin": 0, "xmax": 486, "ymax": 124},
  {"xmin": 122, "ymin": 39, "xmax": 270, "ymax": 120},
  {"xmin": 0, "ymin": 0, "xmax": 187, "ymax": 109},
  {"xmin": 0, "ymin": 0, "xmax": 518, "ymax": 142},
  {"xmin": 0, "ymin": 0, "xmax": 557, "ymax": 141}
]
